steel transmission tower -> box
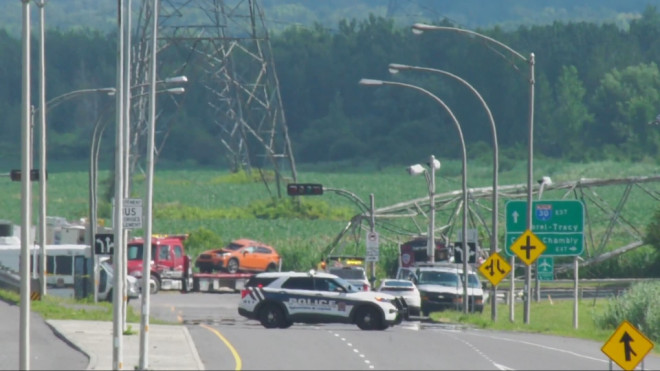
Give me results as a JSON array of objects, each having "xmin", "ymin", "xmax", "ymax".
[{"xmin": 137, "ymin": 0, "xmax": 297, "ymax": 195}]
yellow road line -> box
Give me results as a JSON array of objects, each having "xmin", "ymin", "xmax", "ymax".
[{"xmin": 200, "ymin": 323, "xmax": 243, "ymax": 370}]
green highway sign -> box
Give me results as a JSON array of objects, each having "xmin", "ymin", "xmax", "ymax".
[
  {"xmin": 537, "ymin": 256, "xmax": 554, "ymax": 281},
  {"xmin": 505, "ymin": 232, "xmax": 584, "ymax": 256},
  {"xmin": 505, "ymin": 200, "xmax": 585, "ymax": 256}
]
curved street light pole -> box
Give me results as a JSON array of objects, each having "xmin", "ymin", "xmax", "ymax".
[
  {"xmin": 412, "ymin": 23, "xmax": 535, "ymax": 324},
  {"xmin": 388, "ymin": 63, "xmax": 499, "ymax": 321},
  {"xmin": 359, "ymin": 78, "xmax": 470, "ymax": 314},
  {"xmin": 31, "ymin": 86, "xmax": 116, "ymax": 302}
]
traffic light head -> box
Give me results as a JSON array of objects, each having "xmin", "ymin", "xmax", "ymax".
[
  {"xmin": 287, "ymin": 183, "xmax": 323, "ymax": 196},
  {"xmin": 9, "ymin": 169, "xmax": 43, "ymax": 182}
]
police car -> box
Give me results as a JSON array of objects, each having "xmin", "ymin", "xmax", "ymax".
[{"xmin": 238, "ymin": 270, "xmax": 407, "ymax": 330}]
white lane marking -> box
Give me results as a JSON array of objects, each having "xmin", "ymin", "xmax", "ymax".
[
  {"xmin": 328, "ymin": 330, "xmax": 376, "ymax": 369},
  {"xmin": 493, "ymin": 362, "xmax": 514, "ymax": 370},
  {"xmin": 448, "ymin": 333, "xmax": 515, "ymax": 371},
  {"xmin": 462, "ymin": 331, "xmax": 608, "ymax": 364}
]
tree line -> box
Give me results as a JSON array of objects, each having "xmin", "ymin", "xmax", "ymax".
[{"xmin": 2, "ymin": 7, "xmax": 660, "ymax": 169}]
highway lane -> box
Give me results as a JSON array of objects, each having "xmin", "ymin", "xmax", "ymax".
[
  {"xmin": 0, "ymin": 299, "xmax": 88, "ymax": 370},
  {"xmin": 146, "ymin": 291, "xmax": 660, "ymax": 370}
]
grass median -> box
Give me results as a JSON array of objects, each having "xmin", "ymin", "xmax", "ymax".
[
  {"xmin": 0, "ymin": 289, "xmax": 173, "ymax": 328},
  {"xmin": 431, "ymin": 298, "xmax": 614, "ymax": 343}
]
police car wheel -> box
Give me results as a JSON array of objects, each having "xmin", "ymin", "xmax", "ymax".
[
  {"xmin": 355, "ymin": 306, "xmax": 382, "ymax": 331},
  {"xmin": 259, "ymin": 304, "xmax": 285, "ymax": 329},
  {"xmin": 278, "ymin": 319, "xmax": 293, "ymax": 329}
]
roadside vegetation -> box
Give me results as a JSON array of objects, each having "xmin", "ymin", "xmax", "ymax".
[
  {"xmin": 436, "ymin": 280, "xmax": 660, "ymax": 348},
  {"xmin": 0, "ymin": 289, "xmax": 173, "ymax": 326}
]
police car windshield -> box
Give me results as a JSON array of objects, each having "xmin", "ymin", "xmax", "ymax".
[{"xmin": 418, "ymin": 271, "xmax": 459, "ymax": 287}]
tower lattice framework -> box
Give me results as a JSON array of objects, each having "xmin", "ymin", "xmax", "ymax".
[{"xmin": 133, "ymin": 0, "xmax": 297, "ymax": 196}]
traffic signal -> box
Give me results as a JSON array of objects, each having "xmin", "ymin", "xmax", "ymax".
[
  {"xmin": 287, "ymin": 183, "xmax": 323, "ymax": 196},
  {"xmin": 453, "ymin": 242, "xmax": 477, "ymax": 264},
  {"xmin": 10, "ymin": 169, "xmax": 44, "ymax": 182}
]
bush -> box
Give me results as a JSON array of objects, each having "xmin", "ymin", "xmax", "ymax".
[{"xmin": 594, "ymin": 281, "xmax": 660, "ymax": 342}]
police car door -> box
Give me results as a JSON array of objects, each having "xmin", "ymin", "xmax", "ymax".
[{"xmin": 312, "ymin": 277, "xmax": 346, "ymax": 320}]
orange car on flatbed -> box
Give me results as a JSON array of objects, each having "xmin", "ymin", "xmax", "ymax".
[{"xmin": 195, "ymin": 238, "xmax": 281, "ymax": 274}]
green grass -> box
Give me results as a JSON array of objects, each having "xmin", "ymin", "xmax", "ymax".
[
  {"xmin": 0, "ymin": 288, "xmax": 173, "ymax": 325},
  {"xmin": 433, "ymin": 299, "xmax": 612, "ymax": 342}
]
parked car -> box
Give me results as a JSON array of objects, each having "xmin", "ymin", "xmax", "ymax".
[
  {"xmin": 377, "ymin": 279, "xmax": 421, "ymax": 317},
  {"xmin": 195, "ymin": 238, "xmax": 280, "ymax": 274},
  {"xmin": 405, "ymin": 264, "xmax": 485, "ymax": 316}
]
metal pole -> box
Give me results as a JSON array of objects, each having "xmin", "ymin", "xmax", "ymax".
[
  {"xmin": 112, "ymin": 0, "xmax": 125, "ymax": 368},
  {"xmin": 389, "ymin": 64, "xmax": 498, "ymax": 319},
  {"xmin": 37, "ymin": 0, "xmax": 47, "ymax": 298},
  {"xmin": 428, "ymin": 154, "xmax": 436, "ymax": 264},
  {"xmin": 121, "ymin": 0, "xmax": 132, "ymax": 334},
  {"xmin": 573, "ymin": 256, "xmax": 578, "ymax": 329},
  {"xmin": 509, "ymin": 255, "xmax": 515, "ymax": 321},
  {"xmin": 140, "ymin": 0, "xmax": 158, "ymax": 368},
  {"xmin": 89, "ymin": 128, "xmax": 97, "ymax": 303},
  {"xmin": 369, "ymin": 194, "xmax": 376, "ymax": 288},
  {"xmin": 359, "ymin": 79, "xmax": 469, "ymax": 314},
  {"xmin": 523, "ymin": 52, "xmax": 536, "ymax": 325},
  {"xmin": 19, "ymin": 0, "xmax": 31, "ymax": 369}
]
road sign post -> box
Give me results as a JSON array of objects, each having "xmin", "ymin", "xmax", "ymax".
[
  {"xmin": 505, "ymin": 200, "xmax": 584, "ymax": 256},
  {"xmin": 537, "ymin": 256, "xmax": 554, "ymax": 281},
  {"xmin": 123, "ymin": 198, "xmax": 142, "ymax": 229},
  {"xmin": 602, "ymin": 320, "xmax": 654, "ymax": 371},
  {"xmin": 478, "ymin": 253, "xmax": 511, "ymax": 286},
  {"xmin": 366, "ymin": 231, "xmax": 379, "ymax": 262},
  {"xmin": 510, "ymin": 230, "xmax": 546, "ymax": 266}
]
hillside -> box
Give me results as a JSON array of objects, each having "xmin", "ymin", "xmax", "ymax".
[{"xmin": 2, "ymin": 0, "xmax": 658, "ymax": 36}]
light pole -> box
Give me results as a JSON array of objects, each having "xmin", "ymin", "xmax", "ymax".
[
  {"xmin": 32, "ymin": 87, "xmax": 115, "ymax": 301},
  {"xmin": 412, "ymin": 23, "xmax": 535, "ymax": 324},
  {"xmin": 19, "ymin": 0, "xmax": 31, "ymax": 369},
  {"xmin": 36, "ymin": 0, "xmax": 46, "ymax": 299},
  {"xmin": 88, "ymin": 84, "xmax": 185, "ymax": 304},
  {"xmin": 359, "ymin": 78, "xmax": 470, "ymax": 314},
  {"xmin": 406, "ymin": 155, "xmax": 441, "ymax": 263},
  {"xmin": 388, "ymin": 63, "xmax": 499, "ymax": 321}
]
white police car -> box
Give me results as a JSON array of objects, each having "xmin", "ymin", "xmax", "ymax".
[{"xmin": 238, "ymin": 270, "xmax": 407, "ymax": 330}]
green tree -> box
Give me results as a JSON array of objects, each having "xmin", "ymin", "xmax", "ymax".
[
  {"xmin": 538, "ymin": 66, "xmax": 593, "ymax": 159},
  {"xmin": 591, "ymin": 63, "xmax": 660, "ymax": 159}
]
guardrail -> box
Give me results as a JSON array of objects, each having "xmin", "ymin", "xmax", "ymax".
[{"xmin": 0, "ymin": 267, "xmax": 20, "ymax": 293}]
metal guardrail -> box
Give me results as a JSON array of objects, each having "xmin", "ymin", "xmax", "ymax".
[{"xmin": 0, "ymin": 267, "xmax": 20, "ymax": 293}]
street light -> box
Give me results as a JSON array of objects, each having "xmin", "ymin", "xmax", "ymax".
[
  {"xmin": 88, "ymin": 84, "xmax": 186, "ymax": 303},
  {"xmin": 32, "ymin": 87, "xmax": 116, "ymax": 299},
  {"xmin": 359, "ymin": 78, "xmax": 471, "ymax": 313},
  {"xmin": 406, "ymin": 155, "xmax": 441, "ymax": 263},
  {"xmin": 412, "ymin": 22, "xmax": 535, "ymax": 324},
  {"xmin": 388, "ymin": 62, "xmax": 500, "ymax": 321}
]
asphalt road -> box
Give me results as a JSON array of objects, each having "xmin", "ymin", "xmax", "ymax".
[
  {"xmin": 143, "ymin": 291, "xmax": 660, "ymax": 370},
  {"xmin": 0, "ymin": 299, "xmax": 88, "ymax": 370}
]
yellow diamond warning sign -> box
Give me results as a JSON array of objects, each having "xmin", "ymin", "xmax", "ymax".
[
  {"xmin": 509, "ymin": 229, "xmax": 546, "ymax": 266},
  {"xmin": 478, "ymin": 252, "xmax": 511, "ymax": 286},
  {"xmin": 601, "ymin": 320, "xmax": 654, "ymax": 371}
]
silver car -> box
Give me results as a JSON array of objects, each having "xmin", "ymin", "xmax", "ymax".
[{"xmin": 378, "ymin": 279, "xmax": 421, "ymax": 317}]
